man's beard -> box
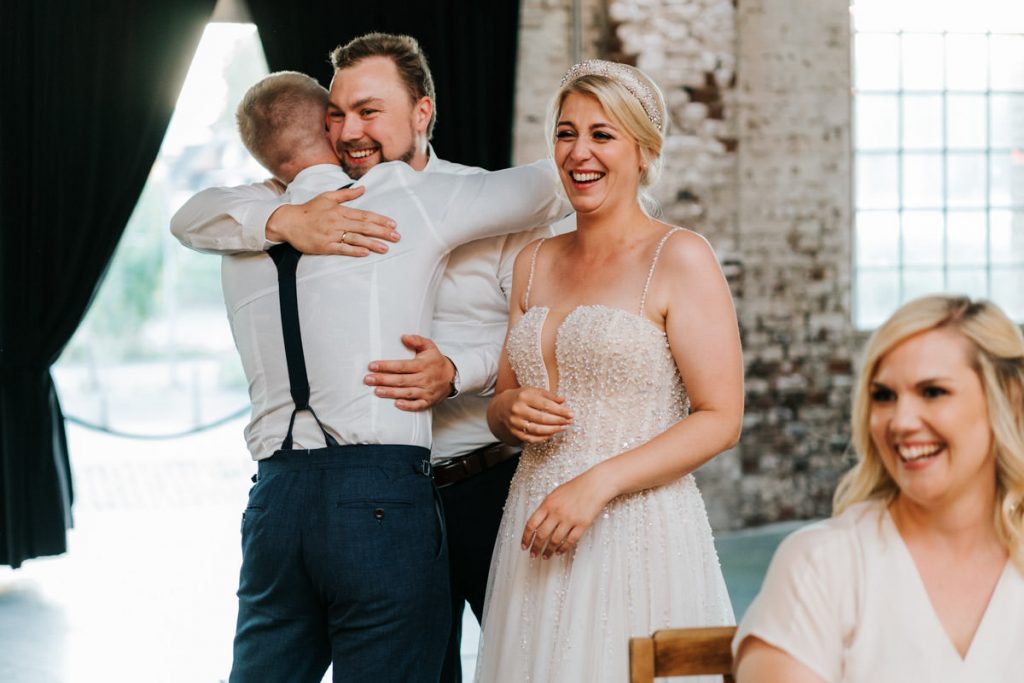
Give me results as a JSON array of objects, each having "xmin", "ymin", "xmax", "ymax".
[{"xmin": 337, "ymin": 131, "xmax": 417, "ymax": 179}]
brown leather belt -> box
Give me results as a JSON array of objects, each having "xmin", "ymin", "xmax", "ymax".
[{"xmin": 432, "ymin": 443, "xmax": 520, "ymax": 489}]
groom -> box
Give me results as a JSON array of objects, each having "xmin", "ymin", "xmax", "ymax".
[{"xmin": 171, "ymin": 34, "xmax": 567, "ymax": 682}]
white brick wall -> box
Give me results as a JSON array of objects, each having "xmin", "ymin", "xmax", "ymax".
[{"xmin": 731, "ymin": 0, "xmax": 854, "ymax": 527}]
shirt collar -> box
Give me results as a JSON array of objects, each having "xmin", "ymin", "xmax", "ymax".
[
  {"xmin": 289, "ymin": 163, "xmax": 351, "ymax": 188},
  {"xmin": 422, "ymin": 144, "xmax": 438, "ymax": 173}
]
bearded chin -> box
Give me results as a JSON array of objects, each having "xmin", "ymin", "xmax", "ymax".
[
  {"xmin": 390, "ymin": 144, "xmax": 416, "ymax": 167},
  {"xmin": 338, "ymin": 146, "xmax": 367, "ymax": 179},
  {"xmin": 337, "ymin": 126, "xmax": 418, "ymax": 178}
]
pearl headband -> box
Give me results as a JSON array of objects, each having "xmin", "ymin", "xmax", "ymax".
[{"xmin": 560, "ymin": 59, "xmax": 663, "ymax": 132}]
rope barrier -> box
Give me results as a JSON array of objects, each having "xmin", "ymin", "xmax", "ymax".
[{"xmin": 63, "ymin": 406, "xmax": 249, "ymax": 440}]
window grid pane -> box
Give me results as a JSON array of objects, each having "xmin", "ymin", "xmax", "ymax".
[{"xmin": 853, "ymin": 11, "xmax": 1024, "ymax": 327}]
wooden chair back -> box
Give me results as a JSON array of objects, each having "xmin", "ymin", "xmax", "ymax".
[{"xmin": 629, "ymin": 626, "xmax": 737, "ymax": 683}]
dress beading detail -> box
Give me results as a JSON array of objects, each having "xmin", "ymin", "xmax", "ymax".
[{"xmin": 476, "ymin": 300, "xmax": 734, "ymax": 682}]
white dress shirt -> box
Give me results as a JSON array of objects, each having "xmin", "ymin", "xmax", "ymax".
[
  {"xmin": 171, "ymin": 148, "xmax": 574, "ymax": 462},
  {"xmin": 423, "ymin": 154, "xmax": 575, "ymax": 460},
  {"xmin": 172, "ymin": 160, "xmax": 566, "ymax": 460}
]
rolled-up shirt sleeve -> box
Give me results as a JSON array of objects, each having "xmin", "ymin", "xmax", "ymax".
[{"xmin": 170, "ymin": 180, "xmax": 284, "ymax": 254}]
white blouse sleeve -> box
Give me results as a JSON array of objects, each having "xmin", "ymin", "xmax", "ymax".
[{"xmin": 733, "ymin": 521, "xmax": 860, "ymax": 683}]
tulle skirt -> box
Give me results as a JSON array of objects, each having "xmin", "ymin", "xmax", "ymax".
[{"xmin": 474, "ymin": 472, "xmax": 734, "ymax": 683}]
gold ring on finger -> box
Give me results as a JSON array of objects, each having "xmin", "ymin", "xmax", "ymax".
[
  {"xmin": 340, "ymin": 231, "xmax": 349, "ymax": 244},
  {"xmin": 525, "ymin": 420, "xmax": 532, "ymax": 434}
]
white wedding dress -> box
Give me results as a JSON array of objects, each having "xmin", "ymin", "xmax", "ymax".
[{"xmin": 475, "ymin": 231, "xmax": 734, "ymax": 682}]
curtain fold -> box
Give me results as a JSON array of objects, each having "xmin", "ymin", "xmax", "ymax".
[
  {"xmin": 246, "ymin": 0, "xmax": 522, "ymax": 170},
  {"xmin": 0, "ymin": 0, "xmax": 217, "ymax": 568}
]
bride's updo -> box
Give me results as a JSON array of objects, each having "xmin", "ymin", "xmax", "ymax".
[{"xmin": 550, "ymin": 59, "xmax": 668, "ymax": 212}]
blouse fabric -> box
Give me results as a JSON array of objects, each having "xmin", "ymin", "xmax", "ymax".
[{"xmin": 733, "ymin": 500, "xmax": 1024, "ymax": 683}]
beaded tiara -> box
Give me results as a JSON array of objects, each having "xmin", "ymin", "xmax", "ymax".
[{"xmin": 559, "ymin": 59, "xmax": 663, "ymax": 132}]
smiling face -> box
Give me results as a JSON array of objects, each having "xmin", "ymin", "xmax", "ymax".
[
  {"xmin": 326, "ymin": 56, "xmax": 431, "ymax": 178},
  {"xmin": 553, "ymin": 92, "xmax": 644, "ymax": 217},
  {"xmin": 868, "ymin": 327, "xmax": 996, "ymax": 511}
]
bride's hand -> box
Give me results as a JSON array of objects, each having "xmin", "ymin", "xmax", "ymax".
[
  {"xmin": 491, "ymin": 386, "xmax": 573, "ymax": 444},
  {"xmin": 521, "ymin": 466, "xmax": 617, "ymax": 559}
]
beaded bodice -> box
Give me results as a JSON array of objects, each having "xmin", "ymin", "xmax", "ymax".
[
  {"xmin": 477, "ymin": 231, "xmax": 733, "ymax": 683},
  {"xmin": 506, "ymin": 230, "xmax": 689, "ymax": 497}
]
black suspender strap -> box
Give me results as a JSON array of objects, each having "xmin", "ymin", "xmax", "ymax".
[{"xmin": 268, "ymin": 242, "xmax": 340, "ymax": 451}]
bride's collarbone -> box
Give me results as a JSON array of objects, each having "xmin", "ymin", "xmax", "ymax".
[
  {"xmin": 542, "ymin": 269, "xmax": 647, "ymax": 304},
  {"xmin": 551, "ymin": 246, "xmax": 655, "ymax": 275}
]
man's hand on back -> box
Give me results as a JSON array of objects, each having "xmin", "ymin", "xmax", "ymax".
[
  {"xmin": 266, "ymin": 185, "xmax": 401, "ymax": 256},
  {"xmin": 365, "ymin": 335, "xmax": 457, "ymax": 412}
]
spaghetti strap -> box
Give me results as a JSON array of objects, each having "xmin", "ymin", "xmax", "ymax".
[
  {"xmin": 638, "ymin": 228, "xmax": 683, "ymax": 316},
  {"xmin": 523, "ymin": 238, "xmax": 547, "ymax": 310}
]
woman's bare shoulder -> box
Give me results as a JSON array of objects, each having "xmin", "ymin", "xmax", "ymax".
[
  {"xmin": 513, "ymin": 235, "xmax": 549, "ymax": 269},
  {"xmin": 654, "ymin": 223, "xmax": 719, "ymax": 274}
]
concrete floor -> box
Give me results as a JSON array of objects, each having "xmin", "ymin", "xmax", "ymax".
[{"xmin": 0, "ymin": 421, "xmax": 801, "ymax": 682}]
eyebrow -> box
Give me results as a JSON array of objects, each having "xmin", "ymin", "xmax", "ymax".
[
  {"xmin": 329, "ymin": 96, "xmax": 385, "ymax": 112},
  {"xmin": 556, "ymin": 120, "xmax": 617, "ymax": 131},
  {"xmin": 870, "ymin": 377, "xmax": 955, "ymax": 390},
  {"xmin": 350, "ymin": 96, "xmax": 384, "ymax": 110}
]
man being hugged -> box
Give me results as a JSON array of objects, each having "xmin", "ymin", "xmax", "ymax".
[{"xmin": 173, "ymin": 58, "xmax": 566, "ymax": 682}]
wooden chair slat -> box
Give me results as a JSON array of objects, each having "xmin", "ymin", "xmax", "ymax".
[
  {"xmin": 654, "ymin": 627, "xmax": 736, "ymax": 674},
  {"xmin": 628, "ymin": 626, "xmax": 737, "ymax": 682},
  {"xmin": 629, "ymin": 637, "xmax": 656, "ymax": 683}
]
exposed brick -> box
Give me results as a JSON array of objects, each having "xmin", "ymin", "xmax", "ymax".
[{"xmin": 513, "ymin": 0, "xmax": 856, "ymax": 530}]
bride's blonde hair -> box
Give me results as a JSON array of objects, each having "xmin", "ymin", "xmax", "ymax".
[{"xmin": 834, "ymin": 294, "xmax": 1024, "ymax": 571}]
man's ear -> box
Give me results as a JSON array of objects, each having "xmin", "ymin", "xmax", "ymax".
[{"xmin": 413, "ymin": 96, "xmax": 433, "ymax": 135}]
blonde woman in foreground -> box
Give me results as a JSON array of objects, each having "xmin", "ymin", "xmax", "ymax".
[
  {"xmin": 734, "ymin": 295, "xmax": 1024, "ymax": 682},
  {"xmin": 475, "ymin": 60, "xmax": 740, "ymax": 682}
]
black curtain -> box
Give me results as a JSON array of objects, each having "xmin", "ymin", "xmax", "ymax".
[
  {"xmin": 246, "ymin": 0, "xmax": 522, "ymax": 170},
  {"xmin": 0, "ymin": 1, "xmax": 216, "ymax": 568}
]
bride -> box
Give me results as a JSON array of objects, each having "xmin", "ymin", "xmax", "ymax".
[{"xmin": 475, "ymin": 60, "xmax": 741, "ymax": 682}]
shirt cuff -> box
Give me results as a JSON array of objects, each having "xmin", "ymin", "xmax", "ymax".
[
  {"xmin": 444, "ymin": 349, "xmax": 490, "ymax": 397},
  {"xmin": 233, "ymin": 198, "xmax": 287, "ymax": 250},
  {"xmin": 441, "ymin": 356, "xmax": 461, "ymax": 398}
]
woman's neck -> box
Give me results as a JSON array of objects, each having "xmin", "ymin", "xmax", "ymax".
[
  {"xmin": 572, "ymin": 201, "xmax": 654, "ymax": 254},
  {"xmin": 889, "ymin": 485, "xmax": 1003, "ymax": 558}
]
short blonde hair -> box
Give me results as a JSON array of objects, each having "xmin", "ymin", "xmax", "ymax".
[
  {"xmin": 835, "ymin": 295, "xmax": 1024, "ymax": 571},
  {"xmin": 236, "ymin": 71, "xmax": 330, "ymax": 177},
  {"xmin": 549, "ymin": 63, "xmax": 667, "ymax": 215}
]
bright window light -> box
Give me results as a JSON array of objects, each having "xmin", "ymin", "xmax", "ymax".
[
  {"xmin": 852, "ymin": 0, "xmax": 1024, "ymax": 328},
  {"xmin": 55, "ymin": 23, "xmax": 270, "ymax": 435}
]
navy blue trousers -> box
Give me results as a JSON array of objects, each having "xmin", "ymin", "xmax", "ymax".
[{"xmin": 229, "ymin": 445, "xmax": 450, "ymax": 683}]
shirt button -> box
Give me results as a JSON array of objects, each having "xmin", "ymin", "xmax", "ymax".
[{"xmin": 373, "ymin": 508, "xmax": 385, "ymax": 521}]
